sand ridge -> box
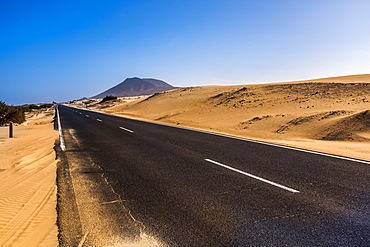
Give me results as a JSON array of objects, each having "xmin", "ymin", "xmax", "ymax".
[
  {"xmin": 284, "ymin": 74, "xmax": 370, "ymax": 84},
  {"xmin": 0, "ymin": 107, "xmax": 58, "ymax": 247}
]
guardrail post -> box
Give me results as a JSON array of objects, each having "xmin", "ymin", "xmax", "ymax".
[{"xmin": 9, "ymin": 121, "xmax": 13, "ymax": 138}]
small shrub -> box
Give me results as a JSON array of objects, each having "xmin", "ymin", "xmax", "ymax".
[
  {"xmin": 28, "ymin": 104, "xmax": 40, "ymax": 109},
  {"xmin": 99, "ymin": 95, "xmax": 117, "ymax": 103},
  {"xmin": 0, "ymin": 101, "xmax": 26, "ymax": 126},
  {"xmin": 39, "ymin": 103, "xmax": 53, "ymax": 108}
]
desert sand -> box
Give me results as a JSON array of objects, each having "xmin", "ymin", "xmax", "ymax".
[
  {"xmin": 0, "ymin": 108, "xmax": 58, "ymax": 246},
  {"xmin": 76, "ymin": 74, "xmax": 370, "ymax": 162},
  {"xmin": 2, "ymin": 74, "xmax": 368, "ymax": 246}
]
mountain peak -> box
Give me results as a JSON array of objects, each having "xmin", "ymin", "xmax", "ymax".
[{"xmin": 93, "ymin": 78, "xmax": 177, "ymax": 98}]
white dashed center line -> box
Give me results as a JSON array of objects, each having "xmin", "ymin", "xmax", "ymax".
[
  {"xmin": 205, "ymin": 159, "xmax": 300, "ymax": 193},
  {"xmin": 96, "ymin": 119, "xmax": 102, "ymax": 122},
  {"xmin": 119, "ymin": 127, "xmax": 134, "ymax": 133}
]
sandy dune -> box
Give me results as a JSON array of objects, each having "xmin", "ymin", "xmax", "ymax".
[
  {"xmin": 287, "ymin": 74, "xmax": 370, "ymax": 84},
  {"xmin": 0, "ymin": 108, "xmax": 58, "ymax": 247},
  {"xmin": 77, "ymin": 74, "xmax": 370, "ymax": 162}
]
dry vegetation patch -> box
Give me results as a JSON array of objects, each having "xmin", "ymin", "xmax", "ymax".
[{"xmin": 276, "ymin": 110, "xmax": 353, "ymax": 134}]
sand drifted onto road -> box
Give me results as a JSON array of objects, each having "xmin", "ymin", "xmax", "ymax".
[
  {"xmin": 0, "ymin": 108, "xmax": 58, "ymax": 246},
  {"xmin": 76, "ymin": 74, "xmax": 370, "ymax": 162}
]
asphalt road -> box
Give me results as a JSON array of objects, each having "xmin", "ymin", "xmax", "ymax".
[{"xmin": 57, "ymin": 104, "xmax": 370, "ymax": 246}]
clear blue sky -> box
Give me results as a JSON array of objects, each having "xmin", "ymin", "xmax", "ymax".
[{"xmin": 1, "ymin": 0, "xmax": 369, "ymax": 105}]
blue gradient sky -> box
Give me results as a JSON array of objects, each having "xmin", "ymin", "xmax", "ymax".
[{"xmin": 1, "ymin": 0, "xmax": 369, "ymax": 105}]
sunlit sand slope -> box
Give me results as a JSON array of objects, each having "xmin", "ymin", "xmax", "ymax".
[{"xmin": 0, "ymin": 108, "xmax": 58, "ymax": 247}]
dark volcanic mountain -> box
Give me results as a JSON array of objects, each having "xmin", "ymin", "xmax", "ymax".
[{"xmin": 93, "ymin": 77, "xmax": 177, "ymax": 98}]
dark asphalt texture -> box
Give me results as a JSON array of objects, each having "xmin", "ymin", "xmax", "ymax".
[{"xmin": 57, "ymin": 104, "xmax": 370, "ymax": 246}]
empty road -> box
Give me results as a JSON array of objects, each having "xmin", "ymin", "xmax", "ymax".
[{"xmin": 56, "ymin": 104, "xmax": 369, "ymax": 246}]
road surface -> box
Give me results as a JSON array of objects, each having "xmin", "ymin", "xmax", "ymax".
[{"xmin": 56, "ymin": 104, "xmax": 370, "ymax": 246}]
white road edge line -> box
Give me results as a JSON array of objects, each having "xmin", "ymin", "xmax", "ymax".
[
  {"xmin": 119, "ymin": 127, "xmax": 134, "ymax": 133},
  {"xmin": 62, "ymin": 105, "xmax": 370, "ymax": 165},
  {"xmin": 96, "ymin": 118, "xmax": 102, "ymax": 122},
  {"xmin": 205, "ymin": 159, "xmax": 300, "ymax": 193},
  {"xmin": 56, "ymin": 105, "xmax": 66, "ymax": 151}
]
